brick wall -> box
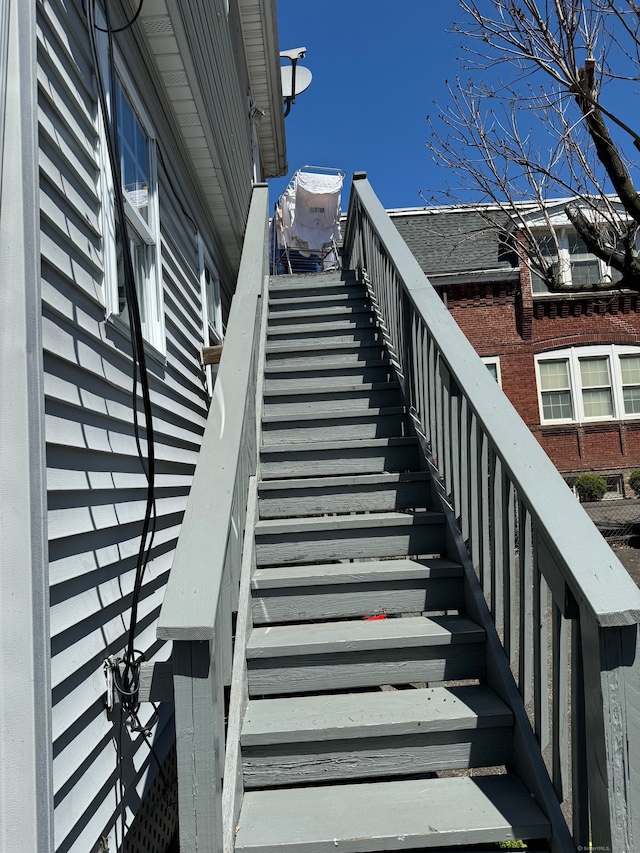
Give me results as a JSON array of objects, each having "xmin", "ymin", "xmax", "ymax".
[{"xmin": 443, "ymin": 277, "xmax": 640, "ymax": 475}]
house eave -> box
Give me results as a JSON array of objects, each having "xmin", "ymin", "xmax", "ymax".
[{"xmin": 238, "ymin": 0, "xmax": 287, "ymax": 178}]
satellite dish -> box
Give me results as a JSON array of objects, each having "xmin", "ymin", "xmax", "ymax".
[{"xmin": 281, "ymin": 64, "xmax": 312, "ymax": 98}]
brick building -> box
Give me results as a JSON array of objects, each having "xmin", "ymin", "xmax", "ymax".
[{"xmin": 391, "ymin": 200, "xmax": 640, "ymax": 496}]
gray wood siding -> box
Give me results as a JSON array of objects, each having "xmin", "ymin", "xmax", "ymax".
[{"xmin": 37, "ymin": 1, "xmax": 251, "ymax": 849}]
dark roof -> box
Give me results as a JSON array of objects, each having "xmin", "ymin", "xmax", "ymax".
[{"xmin": 390, "ymin": 208, "xmax": 517, "ymax": 277}]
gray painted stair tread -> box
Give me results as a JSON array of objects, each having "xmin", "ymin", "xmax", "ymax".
[
  {"xmin": 267, "ymin": 319, "xmax": 374, "ymax": 333},
  {"xmin": 268, "ymin": 306, "xmax": 371, "ymax": 320},
  {"xmin": 251, "ymin": 557, "xmax": 462, "ymax": 588},
  {"xmin": 263, "ymin": 381, "xmax": 398, "ymax": 397},
  {"xmin": 269, "ymin": 284, "xmax": 361, "ymax": 296},
  {"xmin": 235, "ymin": 775, "xmax": 550, "ymax": 852},
  {"xmin": 258, "ymin": 472, "xmax": 430, "ymax": 491},
  {"xmin": 262, "ymin": 406, "xmax": 406, "ymax": 424},
  {"xmin": 267, "ymin": 340, "xmax": 383, "ymax": 354},
  {"xmin": 246, "ymin": 615, "xmax": 484, "ymax": 658},
  {"xmin": 242, "ymin": 685, "xmax": 512, "ymax": 745},
  {"xmin": 260, "ymin": 437, "xmax": 417, "ymax": 455},
  {"xmin": 255, "ymin": 511, "xmax": 442, "ymax": 536},
  {"xmin": 269, "ymin": 294, "xmax": 368, "ymax": 308},
  {"xmin": 269, "ymin": 274, "xmax": 357, "ymax": 286},
  {"xmin": 264, "ymin": 359, "xmax": 390, "ymax": 374}
]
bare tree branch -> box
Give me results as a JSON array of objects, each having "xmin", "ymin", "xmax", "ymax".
[{"xmin": 429, "ymin": 0, "xmax": 640, "ymax": 292}]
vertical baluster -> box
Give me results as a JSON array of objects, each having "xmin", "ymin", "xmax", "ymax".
[
  {"xmin": 533, "ymin": 538, "xmax": 550, "ymax": 750},
  {"xmin": 449, "ymin": 375, "xmax": 461, "ymax": 519},
  {"xmin": 552, "ymin": 601, "xmax": 569, "ymax": 801},
  {"xmin": 490, "ymin": 450, "xmax": 504, "ymax": 628},
  {"xmin": 468, "ymin": 411, "xmax": 480, "ymax": 569},
  {"xmin": 428, "ymin": 337, "xmax": 438, "ymax": 464},
  {"xmin": 459, "ymin": 395, "xmax": 470, "ymax": 541},
  {"xmin": 502, "ymin": 475, "xmax": 516, "ymax": 663},
  {"xmin": 441, "ymin": 364, "xmax": 452, "ymax": 498},
  {"xmin": 518, "ymin": 501, "xmax": 534, "ymax": 704},
  {"xmin": 409, "ymin": 311, "xmax": 419, "ymax": 418},
  {"xmin": 419, "ymin": 322, "xmax": 429, "ymax": 443},
  {"xmin": 478, "ymin": 430, "xmax": 490, "ymax": 595},
  {"xmin": 434, "ymin": 352, "xmax": 444, "ymax": 477},
  {"xmin": 571, "ymin": 618, "xmax": 590, "ymax": 846}
]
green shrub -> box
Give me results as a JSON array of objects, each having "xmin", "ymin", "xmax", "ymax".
[
  {"xmin": 575, "ymin": 473, "xmax": 607, "ymax": 502},
  {"xmin": 629, "ymin": 470, "xmax": 640, "ymax": 497}
]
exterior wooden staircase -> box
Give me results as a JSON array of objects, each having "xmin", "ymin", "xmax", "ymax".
[
  {"xmin": 158, "ymin": 181, "xmax": 640, "ymax": 853},
  {"xmin": 232, "ymin": 270, "xmax": 553, "ymax": 852}
]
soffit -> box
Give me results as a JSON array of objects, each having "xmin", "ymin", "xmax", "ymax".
[{"xmin": 238, "ymin": 0, "xmax": 287, "ymax": 178}]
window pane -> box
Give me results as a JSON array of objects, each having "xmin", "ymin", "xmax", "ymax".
[
  {"xmin": 116, "ymin": 231, "xmax": 147, "ymax": 326},
  {"xmin": 621, "ymin": 356, "xmax": 640, "ymax": 385},
  {"xmin": 542, "ymin": 391, "xmax": 572, "ymax": 420},
  {"xmin": 531, "ymin": 233, "xmax": 557, "ymax": 294},
  {"xmin": 485, "ymin": 362, "xmax": 498, "ymax": 381},
  {"xmin": 116, "ymin": 79, "xmax": 149, "ymax": 223},
  {"xmin": 567, "ymin": 232, "xmax": 602, "ymax": 286},
  {"xmin": 624, "ymin": 387, "xmax": 640, "ymax": 414},
  {"xmin": 539, "ymin": 360, "xmax": 569, "ymax": 391},
  {"xmin": 570, "ymin": 259, "xmax": 600, "ymax": 287},
  {"xmin": 567, "ymin": 233, "xmax": 589, "ymax": 255},
  {"xmin": 582, "ymin": 388, "xmax": 613, "ymax": 417},
  {"xmin": 579, "ymin": 357, "xmax": 610, "ymax": 388}
]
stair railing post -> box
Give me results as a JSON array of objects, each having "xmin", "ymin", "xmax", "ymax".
[{"xmin": 579, "ymin": 613, "xmax": 640, "ymax": 852}]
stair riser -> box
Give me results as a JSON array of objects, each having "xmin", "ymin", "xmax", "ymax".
[
  {"xmin": 269, "ymin": 295, "xmax": 369, "ymax": 312},
  {"xmin": 264, "ymin": 367, "xmax": 394, "ymax": 390},
  {"xmin": 266, "ymin": 327, "xmax": 382, "ymax": 345},
  {"xmin": 261, "ymin": 415, "xmax": 408, "ymax": 445},
  {"xmin": 269, "ymin": 285, "xmax": 364, "ymax": 301},
  {"xmin": 263, "ymin": 388, "xmax": 402, "ymax": 416},
  {"xmin": 247, "ymin": 644, "xmax": 486, "ymax": 695},
  {"xmin": 268, "ymin": 301, "xmax": 371, "ymax": 317},
  {"xmin": 260, "ymin": 446, "xmax": 419, "ymax": 480},
  {"xmin": 268, "ymin": 311, "xmax": 372, "ymax": 328},
  {"xmin": 255, "ymin": 523, "xmax": 446, "ymax": 566},
  {"xmin": 266, "ymin": 347, "xmax": 387, "ymax": 367},
  {"xmin": 258, "ymin": 479, "xmax": 431, "ymax": 518},
  {"xmin": 243, "ymin": 728, "xmax": 513, "ymax": 788},
  {"xmin": 267, "ymin": 318, "xmax": 376, "ymax": 336},
  {"xmin": 251, "ymin": 577, "xmax": 465, "ymax": 624}
]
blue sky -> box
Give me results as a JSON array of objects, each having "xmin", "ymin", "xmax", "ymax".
[{"xmin": 268, "ymin": 2, "xmax": 462, "ymax": 212}]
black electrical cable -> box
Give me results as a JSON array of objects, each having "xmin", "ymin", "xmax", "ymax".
[
  {"xmin": 86, "ymin": 0, "xmax": 145, "ymax": 33},
  {"xmin": 86, "ymin": 0, "xmax": 157, "ymax": 702}
]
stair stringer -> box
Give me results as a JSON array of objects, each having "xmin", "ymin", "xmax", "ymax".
[{"xmin": 414, "ymin": 432, "xmax": 576, "ymax": 853}]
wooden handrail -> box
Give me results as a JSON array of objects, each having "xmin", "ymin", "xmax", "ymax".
[{"xmin": 345, "ymin": 174, "xmax": 640, "ymax": 629}]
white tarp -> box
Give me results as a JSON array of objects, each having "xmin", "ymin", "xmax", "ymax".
[{"xmin": 278, "ymin": 171, "xmax": 342, "ymax": 254}]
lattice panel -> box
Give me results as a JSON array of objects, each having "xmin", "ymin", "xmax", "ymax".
[{"xmin": 122, "ymin": 746, "xmax": 178, "ymax": 853}]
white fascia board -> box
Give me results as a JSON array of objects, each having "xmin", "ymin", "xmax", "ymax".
[{"xmin": 238, "ymin": 0, "xmax": 287, "ymax": 178}]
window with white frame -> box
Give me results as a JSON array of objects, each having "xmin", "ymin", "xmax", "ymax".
[
  {"xmin": 199, "ymin": 239, "xmax": 224, "ymax": 394},
  {"xmin": 482, "ymin": 356, "xmax": 502, "ymax": 386},
  {"xmin": 535, "ymin": 345, "xmax": 640, "ymax": 424},
  {"xmin": 96, "ymin": 32, "xmax": 164, "ymax": 353},
  {"xmin": 198, "ymin": 239, "xmax": 224, "ymax": 345},
  {"xmin": 530, "ymin": 228, "xmax": 622, "ymax": 294}
]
